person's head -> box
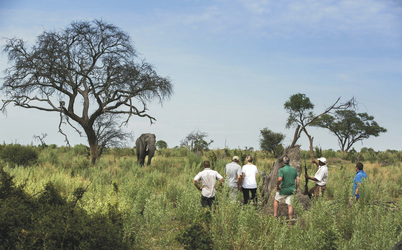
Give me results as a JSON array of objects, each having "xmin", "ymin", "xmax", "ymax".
[
  {"xmin": 232, "ymin": 156, "xmax": 239, "ymax": 163},
  {"xmin": 356, "ymin": 162, "xmax": 364, "ymax": 171},
  {"xmin": 282, "ymin": 155, "xmax": 290, "ymax": 165},
  {"xmin": 246, "ymin": 154, "xmax": 253, "ymax": 163},
  {"xmin": 203, "ymin": 161, "xmax": 211, "ymax": 168},
  {"xmin": 317, "ymin": 157, "xmax": 327, "ymax": 166}
]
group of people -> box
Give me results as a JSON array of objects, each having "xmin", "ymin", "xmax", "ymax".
[
  {"xmin": 193, "ymin": 154, "xmax": 259, "ymax": 208},
  {"xmin": 193, "ymin": 155, "xmax": 368, "ymax": 217}
]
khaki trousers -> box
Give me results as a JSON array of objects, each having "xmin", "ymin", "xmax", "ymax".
[{"xmin": 309, "ymin": 184, "xmax": 326, "ymax": 198}]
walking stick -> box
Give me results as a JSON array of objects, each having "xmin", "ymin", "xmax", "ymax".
[{"xmin": 303, "ymin": 154, "xmax": 312, "ymax": 199}]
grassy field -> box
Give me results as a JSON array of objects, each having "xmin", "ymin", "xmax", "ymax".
[{"xmin": 1, "ymin": 146, "xmax": 401, "ymax": 249}]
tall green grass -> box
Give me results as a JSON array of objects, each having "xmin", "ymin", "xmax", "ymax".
[{"xmin": 1, "ymin": 146, "xmax": 401, "ymax": 249}]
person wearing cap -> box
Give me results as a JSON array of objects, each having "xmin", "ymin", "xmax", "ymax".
[
  {"xmin": 241, "ymin": 155, "xmax": 259, "ymax": 204},
  {"xmin": 306, "ymin": 157, "xmax": 328, "ymax": 199},
  {"xmin": 225, "ymin": 156, "xmax": 242, "ymax": 200},
  {"xmin": 274, "ymin": 155, "xmax": 300, "ymax": 219},
  {"xmin": 193, "ymin": 160, "xmax": 224, "ymax": 208}
]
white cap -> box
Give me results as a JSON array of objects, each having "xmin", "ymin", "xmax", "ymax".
[
  {"xmin": 318, "ymin": 157, "xmax": 327, "ymax": 164},
  {"xmin": 232, "ymin": 156, "xmax": 239, "ymax": 161}
]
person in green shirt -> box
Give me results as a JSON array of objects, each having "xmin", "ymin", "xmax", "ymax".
[{"xmin": 273, "ymin": 155, "xmax": 300, "ymax": 219}]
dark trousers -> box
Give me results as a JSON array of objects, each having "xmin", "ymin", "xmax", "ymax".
[
  {"xmin": 201, "ymin": 195, "xmax": 215, "ymax": 208},
  {"xmin": 242, "ymin": 188, "xmax": 257, "ymax": 204}
]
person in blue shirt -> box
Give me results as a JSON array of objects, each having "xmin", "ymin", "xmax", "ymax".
[{"xmin": 353, "ymin": 162, "xmax": 367, "ymax": 200}]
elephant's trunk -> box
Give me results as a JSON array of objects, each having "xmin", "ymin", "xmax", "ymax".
[
  {"xmin": 148, "ymin": 144, "xmax": 156, "ymax": 157},
  {"xmin": 147, "ymin": 144, "xmax": 156, "ymax": 165}
]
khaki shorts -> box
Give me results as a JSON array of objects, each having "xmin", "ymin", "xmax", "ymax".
[{"xmin": 275, "ymin": 192, "xmax": 294, "ymax": 205}]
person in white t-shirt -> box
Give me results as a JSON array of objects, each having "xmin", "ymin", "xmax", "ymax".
[
  {"xmin": 241, "ymin": 155, "xmax": 259, "ymax": 204},
  {"xmin": 193, "ymin": 161, "xmax": 224, "ymax": 208},
  {"xmin": 306, "ymin": 157, "xmax": 328, "ymax": 199}
]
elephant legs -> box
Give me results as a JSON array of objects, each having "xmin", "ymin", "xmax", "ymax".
[
  {"xmin": 136, "ymin": 148, "xmax": 153, "ymax": 166},
  {"xmin": 137, "ymin": 152, "xmax": 146, "ymax": 166},
  {"xmin": 146, "ymin": 156, "xmax": 153, "ymax": 166},
  {"xmin": 137, "ymin": 152, "xmax": 152, "ymax": 166}
]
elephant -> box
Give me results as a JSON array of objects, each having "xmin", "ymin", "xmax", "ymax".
[{"xmin": 136, "ymin": 133, "xmax": 156, "ymax": 166}]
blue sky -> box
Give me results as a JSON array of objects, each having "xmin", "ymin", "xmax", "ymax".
[{"xmin": 1, "ymin": 0, "xmax": 401, "ymax": 151}]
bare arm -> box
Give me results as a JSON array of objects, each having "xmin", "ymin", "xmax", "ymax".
[
  {"xmin": 193, "ymin": 180, "xmax": 202, "ymax": 191},
  {"xmin": 240, "ymin": 173, "xmax": 245, "ymax": 190},
  {"xmin": 218, "ymin": 178, "xmax": 224, "ymax": 188},
  {"xmin": 276, "ymin": 177, "xmax": 283, "ymax": 191},
  {"xmin": 296, "ymin": 176, "xmax": 300, "ymax": 191}
]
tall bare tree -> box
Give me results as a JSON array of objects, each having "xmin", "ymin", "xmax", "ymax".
[{"xmin": 1, "ymin": 20, "xmax": 173, "ymax": 164}]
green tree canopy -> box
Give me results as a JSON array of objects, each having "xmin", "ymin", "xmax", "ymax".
[
  {"xmin": 284, "ymin": 93, "xmax": 315, "ymax": 130},
  {"xmin": 314, "ymin": 110, "xmax": 387, "ymax": 152},
  {"xmin": 259, "ymin": 128, "xmax": 285, "ymax": 157},
  {"xmin": 284, "ymin": 93, "xmax": 354, "ymax": 160},
  {"xmin": 156, "ymin": 140, "xmax": 168, "ymax": 149}
]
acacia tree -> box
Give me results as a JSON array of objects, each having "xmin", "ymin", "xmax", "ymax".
[
  {"xmin": 259, "ymin": 128, "xmax": 285, "ymax": 157},
  {"xmin": 1, "ymin": 20, "xmax": 173, "ymax": 164},
  {"xmin": 180, "ymin": 130, "xmax": 213, "ymax": 154},
  {"xmin": 284, "ymin": 93, "xmax": 354, "ymax": 160},
  {"xmin": 314, "ymin": 110, "xmax": 387, "ymax": 152}
]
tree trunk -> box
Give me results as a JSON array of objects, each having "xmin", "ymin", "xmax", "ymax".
[
  {"xmin": 302, "ymin": 127, "xmax": 315, "ymax": 161},
  {"xmin": 84, "ymin": 126, "xmax": 99, "ymax": 165},
  {"xmin": 260, "ymin": 146, "xmax": 311, "ymax": 217},
  {"xmin": 290, "ymin": 125, "xmax": 301, "ymax": 148}
]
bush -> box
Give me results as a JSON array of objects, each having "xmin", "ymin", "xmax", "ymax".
[
  {"xmin": 0, "ymin": 166, "xmax": 128, "ymax": 249},
  {"xmin": 73, "ymin": 144, "xmax": 89, "ymax": 156},
  {"xmin": 176, "ymin": 210, "xmax": 213, "ymax": 249},
  {"xmin": 0, "ymin": 144, "xmax": 38, "ymax": 167}
]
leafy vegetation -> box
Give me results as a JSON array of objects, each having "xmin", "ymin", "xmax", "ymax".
[
  {"xmin": 156, "ymin": 140, "xmax": 168, "ymax": 149},
  {"xmin": 314, "ymin": 110, "xmax": 387, "ymax": 152},
  {"xmin": 0, "ymin": 145, "xmax": 401, "ymax": 249},
  {"xmin": 0, "ymin": 144, "xmax": 38, "ymax": 167},
  {"xmin": 259, "ymin": 127, "xmax": 285, "ymax": 157},
  {"xmin": 284, "ymin": 93, "xmax": 355, "ymax": 159},
  {"xmin": 0, "ymin": 167, "xmax": 127, "ymax": 249}
]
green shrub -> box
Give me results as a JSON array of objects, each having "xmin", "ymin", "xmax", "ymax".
[
  {"xmin": 323, "ymin": 149, "xmax": 336, "ymax": 158},
  {"xmin": 314, "ymin": 146, "xmax": 323, "ymax": 158},
  {"xmin": 73, "ymin": 144, "xmax": 89, "ymax": 156},
  {"xmin": 176, "ymin": 210, "xmax": 213, "ymax": 249},
  {"xmin": 187, "ymin": 151, "xmax": 203, "ymax": 168},
  {"xmin": 0, "ymin": 144, "xmax": 38, "ymax": 167},
  {"xmin": 0, "ymin": 166, "xmax": 128, "ymax": 249}
]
